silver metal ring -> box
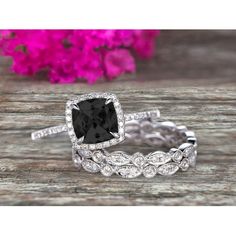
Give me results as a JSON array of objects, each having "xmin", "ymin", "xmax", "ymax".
[{"xmin": 31, "ymin": 92, "xmax": 197, "ymax": 178}]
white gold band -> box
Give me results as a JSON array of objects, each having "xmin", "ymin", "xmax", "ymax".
[
  {"xmin": 31, "ymin": 110, "xmax": 160, "ymax": 141},
  {"xmin": 73, "ymin": 119, "xmax": 197, "ymax": 178}
]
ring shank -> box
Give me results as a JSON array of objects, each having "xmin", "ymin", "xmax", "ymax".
[{"xmin": 31, "ymin": 110, "xmax": 160, "ymax": 141}]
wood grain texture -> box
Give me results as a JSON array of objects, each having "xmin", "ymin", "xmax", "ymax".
[{"xmin": 0, "ymin": 30, "xmax": 236, "ymax": 205}]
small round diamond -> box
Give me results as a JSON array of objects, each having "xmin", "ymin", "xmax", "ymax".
[
  {"xmin": 169, "ymin": 148, "xmax": 183, "ymax": 163},
  {"xmin": 110, "ymin": 139, "xmax": 117, "ymax": 145},
  {"xmin": 103, "ymin": 141, "xmax": 110, "ymax": 148},
  {"xmin": 143, "ymin": 165, "xmax": 157, "ymax": 178},
  {"xmin": 119, "ymin": 121, "xmax": 124, "ymax": 127},
  {"xmin": 68, "ymin": 129, "xmax": 74, "ymax": 135},
  {"xmin": 66, "ymin": 116, "xmax": 72, "ymax": 122},
  {"xmin": 114, "ymin": 101, "xmax": 119, "ymax": 107},
  {"xmin": 80, "ymin": 144, "xmax": 88, "ymax": 149},
  {"xmin": 179, "ymin": 158, "xmax": 190, "ymax": 171},
  {"xmin": 101, "ymin": 165, "xmax": 113, "ymax": 177},
  {"xmin": 89, "ymin": 144, "xmax": 96, "ymax": 149},
  {"xmin": 92, "ymin": 151, "xmax": 104, "ymax": 163},
  {"xmin": 132, "ymin": 153, "xmax": 146, "ymax": 167},
  {"xmin": 71, "ymin": 136, "xmax": 77, "ymax": 142},
  {"xmin": 96, "ymin": 143, "xmax": 103, "ymax": 149},
  {"xmin": 66, "ymin": 109, "xmax": 72, "ymax": 115}
]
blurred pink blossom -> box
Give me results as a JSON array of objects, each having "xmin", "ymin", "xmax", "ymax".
[
  {"xmin": 0, "ymin": 30, "xmax": 159, "ymax": 84},
  {"xmin": 104, "ymin": 49, "xmax": 135, "ymax": 79}
]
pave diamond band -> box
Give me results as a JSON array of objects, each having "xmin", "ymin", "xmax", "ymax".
[
  {"xmin": 31, "ymin": 110, "xmax": 160, "ymax": 141},
  {"xmin": 31, "ymin": 92, "xmax": 197, "ymax": 178}
]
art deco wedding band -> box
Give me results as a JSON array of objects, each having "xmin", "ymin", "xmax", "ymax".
[{"xmin": 31, "ymin": 92, "xmax": 197, "ymax": 178}]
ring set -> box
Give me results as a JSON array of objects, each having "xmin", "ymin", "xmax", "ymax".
[{"xmin": 31, "ymin": 92, "xmax": 197, "ymax": 178}]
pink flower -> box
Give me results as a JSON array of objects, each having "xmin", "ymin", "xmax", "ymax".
[
  {"xmin": 0, "ymin": 30, "xmax": 159, "ymax": 84},
  {"xmin": 104, "ymin": 49, "xmax": 135, "ymax": 79},
  {"xmin": 133, "ymin": 30, "xmax": 160, "ymax": 59}
]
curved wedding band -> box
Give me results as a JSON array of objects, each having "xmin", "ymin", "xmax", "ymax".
[{"xmin": 31, "ymin": 92, "xmax": 197, "ymax": 178}]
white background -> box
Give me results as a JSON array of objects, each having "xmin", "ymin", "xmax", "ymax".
[
  {"xmin": 0, "ymin": 0, "xmax": 236, "ymax": 28},
  {"xmin": 0, "ymin": 207, "xmax": 235, "ymax": 236}
]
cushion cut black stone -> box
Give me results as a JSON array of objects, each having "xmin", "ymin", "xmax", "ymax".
[{"xmin": 72, "ymin": 98, "xmax": 119, "ymax": 144}]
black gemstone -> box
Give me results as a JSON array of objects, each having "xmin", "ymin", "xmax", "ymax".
[{"xmin": 72, "ymin": 98, "xmax": 118, "ymax": 144}]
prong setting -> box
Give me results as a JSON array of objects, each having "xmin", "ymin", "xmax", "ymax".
[
  {"xmin": 105, "ymin": 98, "xmax": 112, "ymax": 105},
  {"xmin": 72, "ymin": 104, "xmax": 80, "ymax": 111},
  {"xmin": 110, "ymin": 132, "xmax": 120, "ymax": 138},
  {"xmin": 77, "ymin": 136, "xmax": 84, "ymax": 144}
]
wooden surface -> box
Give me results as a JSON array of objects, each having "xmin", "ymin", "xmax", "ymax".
[{"xmin": 0, "ymin": 30, "xmax": 236, "ymax": 205}]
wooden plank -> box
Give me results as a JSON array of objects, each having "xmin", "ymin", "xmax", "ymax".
[{"xmin": 0, "ymin": 30, "xmax": 236, "ymax": 205}]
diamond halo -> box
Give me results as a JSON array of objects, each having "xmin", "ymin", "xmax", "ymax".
[{"xmin": 65, "ymin": 92, "xmax": 125, "ymax": 150}]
